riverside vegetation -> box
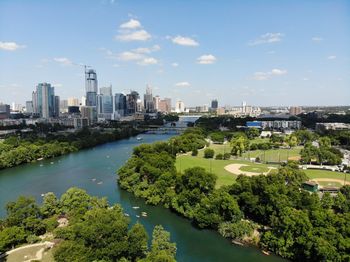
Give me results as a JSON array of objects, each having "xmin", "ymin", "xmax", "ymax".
[
  {"xmin": 0, "ymin": 125, "xmax": 139, "ymax": 170},
  {"xmin": 118, "ymin": 127, "xmax": 350, "ymax": 261},
  {"xmin": 0, "ymin": 188, "xmax": 177, "ymax": 262}
]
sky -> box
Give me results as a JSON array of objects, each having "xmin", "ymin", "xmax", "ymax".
[{"xmin": 0, "ymin": 0, "xmax": 349, "ymax": 107}]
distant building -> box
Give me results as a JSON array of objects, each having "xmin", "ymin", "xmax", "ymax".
[
  {"xmin": 74, "ymin": 118, "xmax": 89, "ymax": 129},
  {"xmin": 175, "ymin": 100, "xmax": 185, "ymax": 113},
  {"xmin": 114, "ymin": 93, "xmax": 126, "ymax": 118},
  {"xmin": 80, "ymin": 106, "xmax": 96, "ymax": 124},
  {"xmin": 25, "ymin": 101, "xmax": 33, "ymax": 114},
  {"xmin": 126, "ymin": 91, "xmax": 140, "ymax": 115},
  {"xmin": 301, "ymin": 181, "xmax": 319, "ymax": 193},
  {"xmin": 68, "ymin": 106, "xmax": 80, "ymax": 114},
  {"xmin": 289, "ymin": 106, "xmax": 302, "ymax": 115},
  {"xmin": 54, "ymin": 96, "xmax": 60, "ymax": 117},
  {"xmin": 316, "ymin": 122, "xmax": 350, "ymax": 132},
  {"xmin": 0, "ymin": 103, "xmax": 10, "ymax": 119},
  {"xmin": 32, "ymin": 82, "xmax": 57, "ymax": 119},
  {"xmin": 97, "ymin": 86, "xmax": 113, "ymax": 120},
  {"xmin": 153, "ymin": 96, "xmax": 160, "ymax": 111},
  {"xmin": 211, "ymin": 99, "xmax": 218, "ymax": 109},
  {"xmin": 85, "ymin": 69, "xmax": 98, "ymax": 107},
  {"xmin": 246, "ymin": 121, "xmax": 262, "ymax": 128},
  {"xmin": 67, "ymin": 97, "xmax": 80, "ymax": 106},
  {"xmin": 144, "ymin": 85, "xmax": 154, "ymax": 113},
  {"xmin": 158, "ymin": 98, "xmax": 171, "ymax": 113},
  {"xmin": 60, "ymin": 100, "xmax": 68, "ymax": 113}
]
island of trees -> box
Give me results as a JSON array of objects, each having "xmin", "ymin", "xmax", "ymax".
[{"xmin": 0, "ymin": 187, "xmax": 177, "ymax": 262}]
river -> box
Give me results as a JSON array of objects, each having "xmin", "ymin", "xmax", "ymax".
[{"xmin": 0, "ymin": 134, "xmax": 285, "ymax": 262}]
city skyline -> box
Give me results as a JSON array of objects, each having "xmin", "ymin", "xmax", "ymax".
[{"xmin": 0, "ymin": 0, "xmax": 349, "ymax": 106}]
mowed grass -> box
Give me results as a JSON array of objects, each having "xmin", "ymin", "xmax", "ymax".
[
  {"xmin": 6, "ymin": 245, "xmax": 45, "ymax": 262},
  {"xmin": 318, "ymin": 181, "xmax": 343, "ymax": 187},
  {"xmin": 304, "ymin": 169, "xmax": 347, "ymax": 180},
  {"xmin": 241, "ymin": 147, "xmax": 302, "ymax": 162},
  {"xmin": 176, "ymin": 155, "xmax": 277, "ymax": 188}
]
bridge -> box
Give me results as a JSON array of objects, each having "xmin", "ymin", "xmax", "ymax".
[{"xmin": 143, "ymin": 127, "xmax": 187, "ymax": 134}]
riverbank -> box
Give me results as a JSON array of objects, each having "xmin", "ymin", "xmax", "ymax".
[{"xmin": 0, "ymin": 126, "xmax": 140, "ymax": 170}]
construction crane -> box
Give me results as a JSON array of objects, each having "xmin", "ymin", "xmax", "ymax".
[{"xmin": 72, "ymin": 63, "xmax": 91, "ymax": 74}]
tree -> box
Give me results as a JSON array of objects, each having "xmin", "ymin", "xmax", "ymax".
[
  {"xmin": 127, "ymin": 223, "xmax": 148, "ymax": 260},
  {"xmin": 41, "ymin": 192, "xmax": 60, "ymax": 218},
  {"xmin": 0, "ymin": 226, "xmax": 26, "ymax": 253},
  {"xmin": 143, "ymin": 225, "xmax": 176, "ymax": 262},
  {"xmin": 230, "ymin": 136, "xmax": 248, "ymax": 156},
  {"xmin": 246, "ymin": 128, "xmax": 260, "ymax": 139},
  {"xmin": 204, "ymin": 148, "xmax": 215, "ymax": 158},
  {"xmin": 285, "ymin": 135, "xmax": 298, "ymax": 148}
]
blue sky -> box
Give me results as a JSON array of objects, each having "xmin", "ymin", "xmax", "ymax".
[{"xmin": 0, "ymin": 0, "xmax": 349, "ymax": 107}]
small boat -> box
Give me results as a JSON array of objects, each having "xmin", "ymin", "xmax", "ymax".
[
  {"xmin": 136, "ymin": 137, "xmax": 143, "ymax": 141},
  {"xmin": 41, "ymin": 194, "xmax": 45, "ymax": 197},
  {"xmin": 50, "ymin": 162, "xmax": 54, "ymax": 164},
  {"xmin": 262, "ymin": 250, "xmax": 270, "ymax": 256},
  {"xmin": 92, "ymin": 178, "xmax": 96, "ymax": 182},
  {"xmin": 141, "ymin": 213, "xmax": 147, "ymax": 217},
  {"xmin": 39, "ymin": 164, "xmax": 43, "ymax": 167},
  {"xmin": 37, "ymin": 157, "xmax": 44, "ymax": 161},
  {"xmin": 124, "ymin": 213, "xmax": 130, "ymax": 217},
  {"xmin": 97, "ymin": 181, "xmax": 103, "ymax": 185},
  {"xmin": 136, "ymin": 215, "xmax": 140, "ymax": 218},
  {"xmin": 132, "ymin": 206, "xmax": 140, "ymax": 209},
  {"xmin": 232, "ymin": 240, "xmax": 244, "ymax": 246}
]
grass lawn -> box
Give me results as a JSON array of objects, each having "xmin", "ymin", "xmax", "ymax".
[
  {"xmin": 239, "ymin": 165, "xmax": 269, "ymax": 173},
  {"xmin": 6, "ymin": 245, "xmax": 44, "ymax": 262},
  {"xmin": 304, "ymin": 169, "xmax": 347, "ymax": 180},
  {"xmin": 176, "ymin": 155, "xmax": 277, "ymax": 188},
  {"xmin": 241, "ymin": 147, "xmax": 302, "ymax": 162},
  {"xmin": 318, "ymin": 181, "xmax": 343, "ymax": 187}
]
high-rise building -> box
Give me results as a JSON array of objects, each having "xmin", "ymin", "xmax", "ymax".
[
  {"xmin": 60, "ymin": 100, "xmax": 68, "ymax": 113},
  {"xmin": 211, "ymin": 99, "xmax": 218, "ymax": 109},
  {"xmin": 67, "ymin": 97, "xmax": 80, "ymax": 106},
  {"xmin": 289, "ymin": 106, "xmax": 303, "ymax": 116},
  {"xmin": 126, "ymin": 91, "xmax": 140, "ymax": 115},
  {"xmin": 85, "ymin": 69, "xmax": 98, "ymax": 107},
  {"xmin": 54, "ymin": 96, "xmax": 60, "ymax": 117},
  {"xmin": 153, "ymin": 96, "xmax": 160, "ymax": 111},
  {"xmin": 114, "ymin": 93, "xmax": 126, "ymax": 118},
  {"xmin": 80, "ymin": 106, "xmax": 96, "ymax": 124},
  {"xmin": 25, "ymin": 101, "xmax": 33, "ymax": 114},
  {"xmin": 0, "ymin": 103, "xmax": 10, "ymax": 119},
  {"xmin": 175, "ymin": 100, "xmax": 185, "ymax": 113},
  {"xmin": 33, "ymin": 82, "xmax": 56, "ymax": 119},
  {"xmin": 144, "ymin": 85, "xmax": 154, "ymax": 113},
  {"xmin": 97, "ymin": 86, "xmax": 113, "ymax": 120},
  {"xmin": 158, "ymin": 98, "xmax": 171, "ymax": 113}
]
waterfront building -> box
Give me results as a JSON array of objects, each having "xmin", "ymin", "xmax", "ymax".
[
  {"xmin": 175, "ymin": 100, "xmax": 185, "ymax": 113},
  {"xmin": 153, "ymin": 95, "xmax": 160, "ymax": 111},
  {"xmin": 158, "ymin": 98, "xmax": 171, "ymax": 113},
  {"xmin": 33, "ymin": 82, "xmax": 57, "ymax": 119},
  {"xmin": 126, "ymin": 91, "xmax": 140, "ymax": 115},
  {"xmin": 97, "ymin": 85, "xmax": 113, "ymax": 120},
  {"xmin": 80, "ymin": 106, "xmax": 96, "ymax": 124},
  {"xmin": 289, "ymin": 106, "xmax": 303, "ymax": 115}
]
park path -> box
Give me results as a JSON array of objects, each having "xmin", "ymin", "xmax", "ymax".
[{"xmin": 6, "ymin": 241, "xmax": 54, "ymax": 261}]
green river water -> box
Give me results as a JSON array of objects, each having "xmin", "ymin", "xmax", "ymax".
[{"xmin": 0, "ymin": 134, "xmax": 285, "ymax": 262}]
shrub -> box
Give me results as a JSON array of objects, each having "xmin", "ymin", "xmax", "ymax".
[
  {"xmin": 223, "ymin": 153, "xmax": 231, "ymax": 160},
  {"xmin": 215, "ymin": 153, "xmax": 223, "ymax": 160},
  {"xmin": 192, "ymin": 148, "xmax": 198, "ymax": 156},
  {"xmin": 204, "ymin": 148, "xmax": 215, "ymax": 158}
]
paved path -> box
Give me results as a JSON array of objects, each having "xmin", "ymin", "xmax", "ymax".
[{"xmin": 6, "ymin": 241, "xmax": 54, "ymax": 261}]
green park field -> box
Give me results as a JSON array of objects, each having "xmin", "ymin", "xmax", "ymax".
[{"xmin": 176, "ymin": 144, "xmax": 348, "ymax": 188}]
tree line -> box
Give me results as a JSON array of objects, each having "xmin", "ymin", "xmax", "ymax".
[
  {"xmin": 0, "ymin": 187, "xmax": 177, "ymax": 262},
  {"xmin": 0, "ymin": 126, "xmax": 139, "ymax": 170}
]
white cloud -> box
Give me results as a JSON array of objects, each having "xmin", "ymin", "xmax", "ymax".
[
  {"xmin": 116, "ymin": 29, "xmax": 151, "ymax": 41},
  {"xmin": 171, "ymin": 62, "xmax": 179, "ymax": 67},
  {"xmin": 120, "ymin": 19, "xmax": 141, "ymax": 29},
  {"xmin": 118, "ymin": 51, "xmax": 144, "ymax": 61},
  {"xmin": 327, "ymin": 55, "xmax": 336, "ymax": 60},
  {"xmin": 253, "ymin": 68, "xmax": 287, "ymax": 80},
  {"xmin": 175, "ymin": 81, "xmax": 191, "ymax": 87},
  {"xmin": 171, "ymin": 36, "xmax": 199, "ymax": 46},
  {"xmin": 271, "ymin": 69, "xmax": 287, "ymax": 75},
  {"xmin": 133, "ymin": 45, "xmax": 160, "ymax": 54},
  {"xmin": 137, "ymin": 57, "xmax": 158, "ymax": 66},
  {"xmin": 312, "ymin": 36, "xmax": 323, "ymax": 42},
  {"xmin": 197, "ymin": 54, "xmax": 217, "ymax": 64},
  {"xmin": 0, "ymin": 41, "xmax": 26, "ymax": 51},
  {"xmin": 249, "ymin": 33, "xmax": 284, "ymax": 46},
  {"xmin": 53, "ymin": 57, "xmax": 73, "ymax": 66}
]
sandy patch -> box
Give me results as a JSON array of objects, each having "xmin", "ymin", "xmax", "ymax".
[{"xmin": 224, "ymin": 164, "xmax": 274, "ymax": 177}]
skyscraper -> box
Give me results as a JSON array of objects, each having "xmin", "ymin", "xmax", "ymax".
[
  {"xmin": 126, "ymin": 91, "xmax": 140, "ymax": 115},
  {"xmin": 114, "ymin": 93, "xmax": 126, "ymax": 118},
  {"xmin": 211, "ymin": 99, "xmax": 218, "ymax": 109},
  {"xmin": 144, "ymin": 85, "xmax": 154, "ymax": 113},
  {"xmin": 85, "ymin": 69, "xmax": 98, "ymax": 107},
  {"xmin": 33, "ymin": 83, "xmax": 56, "ymax": 118},
  {"xmin": 97, "ymin": 85, "xmax": 113, "ymax": 120}
]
